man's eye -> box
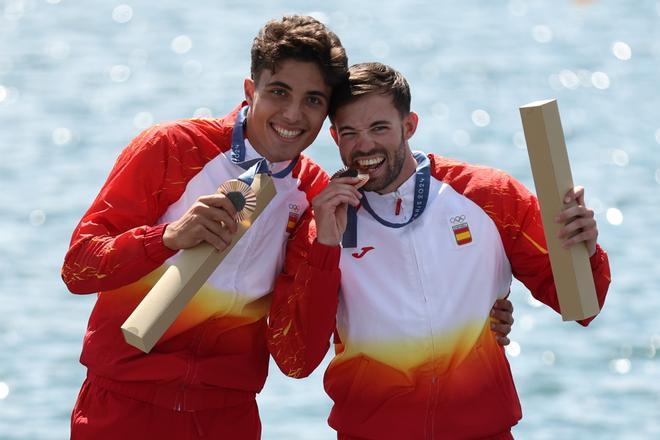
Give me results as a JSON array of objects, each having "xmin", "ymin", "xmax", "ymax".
[
  {"xmin": 307, "ymin": 96, "xmax": 323, "ymax": 106},
  {"xmin": 340, "ymin": 131, "xmax": 357, "ymax": 139},
  {"xmin": 272, "ymin": 89, "xmax": 286, "ymax": 96}
]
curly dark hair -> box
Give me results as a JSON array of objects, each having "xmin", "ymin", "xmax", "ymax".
[
  {"xmin": 330, "ymin": 62, "xmax": 411, "ymax": 119},
  {"xmin": 250, "ymin": 15, "xmax": 348, "ymax": 89}
]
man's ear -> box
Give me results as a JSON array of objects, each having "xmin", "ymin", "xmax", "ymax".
[
  {"xmin": 244, "ymin": 78, "xmax": 255, "ymax": 106},
  {"xmin": 403, "ymin": 111, "xmax": 419, "ymax": 140},
  {"xmin": 329, "ymin": 125, "xmax": 340, "ymax": 146}
]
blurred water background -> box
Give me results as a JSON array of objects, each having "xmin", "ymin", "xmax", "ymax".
[{"xmin": 1, "ymin": 0, "xmax": 659, "ymax": 438}]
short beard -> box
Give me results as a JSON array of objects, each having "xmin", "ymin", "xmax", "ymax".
[{"xmin": 360, "ymin": 134, "xmax": 407, "ymax": 193}]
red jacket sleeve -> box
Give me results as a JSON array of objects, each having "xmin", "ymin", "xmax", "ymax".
[
  {"xmin": 266, "ymin": 209, "xmax": 341, "ymax": 378},
  {"xmin": 61, "ymin": 126, "xmax": 178, "ymax": 294},
  {"xmin": 499, "ymin": 176, "xmax": 611, "ymax": 326}
]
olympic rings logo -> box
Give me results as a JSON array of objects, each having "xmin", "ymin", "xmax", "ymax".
[{"xmin": 449, "ymin": 215, "xmax": 466, "ymax": 224}]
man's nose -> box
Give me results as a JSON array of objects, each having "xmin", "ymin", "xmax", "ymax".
[
  {"xmin": 353, "ymin": 131, "xmax": 375, "ymax": 152},
  {"xmin": 281, "ymin": 101, "xmax": 302, "ymax": 122}
]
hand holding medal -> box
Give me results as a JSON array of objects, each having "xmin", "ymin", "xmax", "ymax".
[
  {"xmin": 311, "ymin": 167, "xmax": 369, "ymax": 247},
  {"xmin": 121, "ymin": 172, "xmax": 276, "ymax": 353}
]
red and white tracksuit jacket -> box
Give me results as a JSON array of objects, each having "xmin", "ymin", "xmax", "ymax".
[
  {"xmin": 61, "ymin": 103, "xmax": 337, "ymax": 415},
  {"xmin": 269, "ymin": 152, "xmax": 611, "ymax": 439}
]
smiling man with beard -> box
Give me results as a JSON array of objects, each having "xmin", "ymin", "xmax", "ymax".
[{"xmin": 268, "ymin": 62, "xmax": 611, "ymax": 439}]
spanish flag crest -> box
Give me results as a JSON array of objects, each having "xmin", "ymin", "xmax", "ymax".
[{"xmin": 448, "ymin": 214, "xmax": 473, "ymax": 246}]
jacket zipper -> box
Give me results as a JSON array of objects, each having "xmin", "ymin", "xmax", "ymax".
[{"xmin": 408, "ymin": 230, "xmax": 439, "ymax": 439}]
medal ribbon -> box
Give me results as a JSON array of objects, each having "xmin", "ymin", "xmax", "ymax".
[{"xmin": 342, "ymin": 152, "xmax": 430, "ymax": 248}]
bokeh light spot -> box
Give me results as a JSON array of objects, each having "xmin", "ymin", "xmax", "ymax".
[
  {"xmin": 171, "ymin": 35, "xmax": 193, "ymax": 54},
  {"xmin": 52, "ymin": 127, "xmax": 72, "ymax": 145},
  {"xmin": 610, "ymin": 358, "xmax": 631, "ymax": 374},
  {"xmin": 471, "ymin": 109, "xmax": 491, "ymax": 127},
  {"xmin": 559, "ymin": 70, "xmax": 579, "ymax": 90},
  {"xmin": 505, "ymin": 341, "xmax": 521, "ymax": 357},
  {"xmin": 112, "ymin": 4, "xmax": 133, "ymax": 24},
  {"xmin": 133, "ymin": 112, "xmax": 154, "ymax": 130},
  {"xmin": 606, "ymin": 208, "xmax": 623, "ymax": 225},
  {"xmin": 110, "ymin": 65, "xmax": 131, "ymax": 82},
  {"xmin": 612, "ymin": 41, "xmax": 632, "ymax": 60},
  {"xmin": 610, "ymin": 149, "xmax": 629, "ymax": 167},
  {"xmin": 541, "ymin": 351, "xmax": 556, "ymax": 365},
  {"xmin": 29, "ymin": 210, "xmax": 46, "ymax": 226},
  {"xmin": 591, "ymin": 71, "xmax": 610, "ymax": 90}
]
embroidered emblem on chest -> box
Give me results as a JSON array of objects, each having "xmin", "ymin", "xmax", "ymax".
[
  {"xmin": 286, "ymin": 203, "xmax": 300, "ymax": 234},
  {"xmin": 448, "ymin": 214, "xmax": 473, "ymax": 246}
]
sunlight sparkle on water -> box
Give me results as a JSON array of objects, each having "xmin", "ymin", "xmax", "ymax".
[
  {"xmin": 654, "ymin": 128, "xmax": 660, "ymax": 144},
  {"xmin": 110, "ymin": 65, "xmax": 131, "ymax": 82},
  {"xmin": 505, "ymin": 341, "xmax": 521, "ymax": 357},
  {"xmin": 606, "ymin": 208, "xmax": 623, "ymax": 225},
  {"xmin": 134, "ymin": 112, "xmax": 154, "ymax": 130},
  {"xmin": 52, "ymin": 127, "xmax": 72, "ymax": 145},
  {"xmin": 655, "ymin": 169, "xmax": 660, "ymax": 184},
  {"xmin": 29, "ymin": 209, "xmax": 46, "ymax": 226},
  {"xmin": 577, "ymin": 69, "xmax": 593, "ymax": 87},
  {"xmin": 0, "ymin": 85, "xmax": 7, "ymax": 103},
  {"xmin": 112, "ymin": 5, "xmax": 133, "ymax": 24},
  {"xmin": 612, "ymin": 41, "xmax": 632, "ymax": 60},
  {"xmin": 610, "ymin": 358, "xmax": 631, "ymax": 374},
  {"xmin": 611, "ymin": 149, "xmax": 629, "ymax": 167},
  {"xmin": 471, "ymin": 109, "xmax": 490, "ymax": 127},
  {"xmin": 171, "ymin": 35, "xmax": 193, "ymax": 54},
  {"xmin": 0, "ymin": 382, "xmax": 9, "ymax": 400},
  {"xmin": 559, "ymin": 70, "xmax": 579, "ymax": 90},
  {"xmin": 541, "ymin": 351, "xmax": 556, "ymax": 366},
  {"xmin": 591, "ymin": 72, "xmax": 610, "ymax": 90}
]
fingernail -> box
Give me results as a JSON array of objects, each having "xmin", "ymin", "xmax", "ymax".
[{"xmin": 565, "ymin": 196, "xmax": 571, "ymax": 203}]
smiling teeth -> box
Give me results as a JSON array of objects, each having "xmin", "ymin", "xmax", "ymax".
[
  {"xmin": 357, "ymin": 157, "xmax": 384, "ymax": 167},
  {"xmin": 273, "ymin": 126, "xmax": 302, "ymax": 139}
]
